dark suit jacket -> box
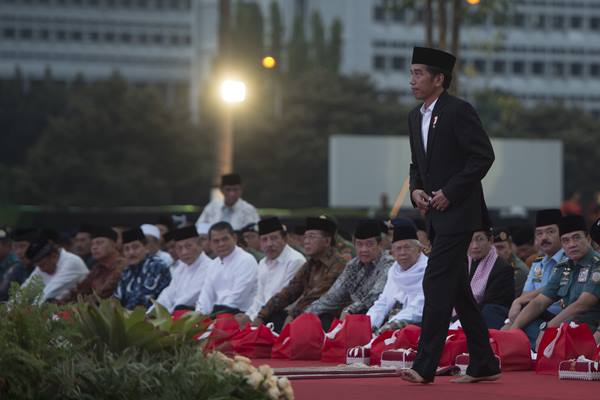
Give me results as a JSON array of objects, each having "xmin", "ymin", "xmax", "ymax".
[
  {"xmin": 408, "ymin": 91, "xmax": 495, "ymax": 236},
  {"xmin": 469, "ymin": 257, "xmax": 515, "ymax": 309}
]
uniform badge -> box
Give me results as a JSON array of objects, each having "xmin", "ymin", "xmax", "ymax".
[
  {"xmin": 432, "ymin": 115, "xmax": 439, "ymax": 128},
  {"xmin": 592, "ymin": 271, "xmax": 600, "ymax": 283},
  {"xmin": 578, "ymin": 267, "xmax": 590, "ymax": 283},
  {"xmin": 534, "ymin": 266, "xmax": 542, "ymax": 279}
]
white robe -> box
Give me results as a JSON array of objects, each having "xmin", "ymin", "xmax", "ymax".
[
  {"xmin": 245, "ymin": 245, "xmax": 306, "ymax": 320},
  {"xmin": 367, "ymin": 253, "xmax": 428, "ymax": 329},
  {"xmin": 22, "ymin": 249, "xmax": 88, "ymax": 303},
  {"xmin": 155, "ymin": 253, "xmax": 212, "ymax": 313},
  {"xmin": 195, "ymin": 246, "xmax": 258, "ymax": 314}
]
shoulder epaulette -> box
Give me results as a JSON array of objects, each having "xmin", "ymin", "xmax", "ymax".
[
  {"xmin": 533, "ymin": 256, "xmax": 544, "ymax": 263},
  {"xmin": 554, "ymin": 260, "xmax": 569, "ymax": 269}
]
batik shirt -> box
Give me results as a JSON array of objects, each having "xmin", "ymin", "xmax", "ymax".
[
  {"xmin": 257, "ymin": 247, "xmax": 347, "ymax": 319},
  {"xmin": 114, "ymin": 254, "xmax": 171, "ymax": 310},
  {"xmin": 305, "ymin": 251, "xmax": 394, "ymax": 316}
]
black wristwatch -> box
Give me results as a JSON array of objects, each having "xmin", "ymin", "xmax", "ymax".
[{"xmin": 539, "ymin": 321, "xmax": 548, "ymax": 331}]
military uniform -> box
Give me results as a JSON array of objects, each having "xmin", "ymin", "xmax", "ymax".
[
  {"xmin": 542, "ymin": 249, "xmax": 600, "ymax": 330},
  {"xmin": 523, "ymin": 249, "xmax": 566, "ymax": 315},
  {"xmin": 335, "ymin": 234, "xmax": 356, "ymax": 262},
  {"xmin": 510, "ymin": 253, "xmax": 530, "ymax": 297}
]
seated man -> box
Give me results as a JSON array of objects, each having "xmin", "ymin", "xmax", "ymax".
[
  {"xmin": 141, "ymin": 223, "xmax": 174, "ymax": 267},
  {"xmin": 505, "ymin": 209, "xmax": 565, "ymax": 345},
  {"xmin": 22, "ymin": 236, "xmax": 89, "ymax": 303},
  {"xmin": 240, "ymin": 223, "xmax": 264, "ymax": 261},
  {"xmin": 304, "ymin": 220, "xmax": 394, "ymax": 329},
  {"xmin": 0, "ymin": 227, "xmax": 26, "ymax": 301},
  {"xmin": 492, "ymin": 227, "xmax": 530, "ymax": 297},
  {"xmin": 506, "ymin": 215, "xmax": 600, "ymax": 349},
  {"xmin": 195, "ymin": 222, "xmax": 258, "ymax": 315},
  {"xmin": 155, "ymin": 226, "xmax": 212, "ymax": 313},
  {"xmin": 367, "ymin": 223, "xmax": 427, "ymax": 332},
  {"xmin": 252, "ymin": 217, "xmax": 347, "ymax": 331},
  {"xmin": 236, "ymin": 217, "xmax": 306, "ymax": 329},
  {"xmin": 61, "ymin": 227, "xmax": 126, "ymax": 303},
  {"xmin": 114, "ymin": 228, "xmax": 171, "ymax": 310},
  {"xmin": 72, "ymin": 223, "xmax": 95, "ymax": 268},
  {"xmin": 466, "ymin": 228, "xmax": 514, "ymax": 329}
]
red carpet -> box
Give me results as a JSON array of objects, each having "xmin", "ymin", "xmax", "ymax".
[{"xmin": 251, "ymin": 359, "xmax": 599, "ymax": 400}]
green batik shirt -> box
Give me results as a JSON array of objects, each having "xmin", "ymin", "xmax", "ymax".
[{"xmin": 543, "ymin": 248, "xmax": 600, "ymax": 326}]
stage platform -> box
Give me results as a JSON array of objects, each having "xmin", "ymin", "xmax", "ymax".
[{"xmin": 250, "ymin": 359, "xmax": 599, "ymax": 400}]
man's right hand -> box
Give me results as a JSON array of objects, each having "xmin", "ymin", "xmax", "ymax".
[
  {"xmin": 411, "ymin": 189, "xmax": 431, "ymax": 212},
  {"xmin": 507, "ymin": 300, "xmax": 523, "ymax": 323},
  {"xmin": 251, "ymin": 316, "xmax": 264, "ymax": 327}
]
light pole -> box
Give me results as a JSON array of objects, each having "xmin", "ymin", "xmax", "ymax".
[{"xmin": 212, "ymin": 78, "xmax": 246, "ymax": 199}]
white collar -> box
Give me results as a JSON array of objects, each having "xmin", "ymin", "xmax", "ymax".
[
  {"xmin": 420, "ymin": 97, "xmax": 439, "ymax": 114},
  {"xmin": 265, "ymin": 245, "xmax": 291, "ymax": 266},
  {"xmin": 219, "ymin": 246, "xmax": 240, "ymax": 264}
]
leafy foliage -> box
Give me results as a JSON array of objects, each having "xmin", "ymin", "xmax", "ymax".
[{"xmin": 0, "ymin": 285, "xmax": 279, "ymax": 400}]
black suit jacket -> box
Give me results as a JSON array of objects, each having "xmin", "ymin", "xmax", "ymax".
[
  {"xmin": 469, "ymin": 257, "xmax": 515, "ymax": 309},
  {"xmin": 408, "ymin": 91, "xmax": 495, "ymax": 236}
]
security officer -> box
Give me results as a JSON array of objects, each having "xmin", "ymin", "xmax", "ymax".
[
  {"xmin": 492, "ymin": 227, "xmax": 530, "ymax": 297},
  {"xmin": 506, "ymin": 215, "xmax": 600, "ymax": 350},
  {"xmin": 504, "ymin": 209, "xmax": 566, "ymax": 346}
]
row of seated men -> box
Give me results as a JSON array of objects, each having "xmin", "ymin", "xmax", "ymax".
[{"xmin": 1, "ymin": 210, "xmax": 599, "ymax": 351}]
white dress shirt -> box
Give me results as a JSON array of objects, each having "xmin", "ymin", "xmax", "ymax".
[
  {"xmin": 420, "ymin": 97, "xmax": 439, "ymax": 152},
  {"xmin": 196, "ymin": 198, "xmax": 260, "ymax": 231},
  {"xmin": 155, "ymin": 253, "xmax": 212, "ymax": 313},
  {"xmin": 195, "ymin": 246, "xmax": 258, "ymax": 314},
  {"xmin": 245, "ymin": 245, "xmax": 306, "ymax": 320},
  {"xmin": 23, "ymin": 249, "xmax": 88, "ymax": 303},
  {"xmin": 367, "ymin": 253, "xmax": 428, "ymax": 329}
]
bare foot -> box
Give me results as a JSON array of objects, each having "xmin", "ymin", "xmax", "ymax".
[
  {"xmin": 398, "ymin": 368, "xmax": 431, "ymax": 384},
  {"xmin": 451, "ymin": 373, "xmax": 501, "ymax": 384}
]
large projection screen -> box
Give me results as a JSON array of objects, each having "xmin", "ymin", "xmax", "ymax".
[{"xmin": 329, "ymin": 135, "xmax": 563, "ymax": 209}]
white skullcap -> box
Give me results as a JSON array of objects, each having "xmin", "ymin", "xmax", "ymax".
[{"xmin": 140, "ymin": 224, "xmax": 161, "ymax": 240}]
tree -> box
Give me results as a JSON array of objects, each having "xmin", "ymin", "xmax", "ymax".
[
  {"xmin": 268, "ymin": 1, "xmax": 284, "ymax": 62},
  {"xmin": 287, "ymin": 15, "xmax": 309, "ymax": 78},
  {"xmin": 327, "ymin": 18, "xmax": 343, "ymax": 74},
  {"xmin": 309, "ymin": 11, "xmax": 326, "ymax": 69},
  {"xmin": 2, "ymin": 74, "xmax": 213, "ymax": 206}
]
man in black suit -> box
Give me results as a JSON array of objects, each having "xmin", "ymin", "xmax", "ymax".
[{"xmin": 399, "ymin": 47, "xmax": 501, "ymax": 384}]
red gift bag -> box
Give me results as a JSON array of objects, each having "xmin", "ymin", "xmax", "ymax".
[
  {"xmin": 488, "ymin": 329, "xmax": 532, "ymax": 371},
  {"xmin": 204, "ymin": 313, "xmax": 240, "ymax": 353},
  {"xmin": 439, "ymin": 329, "xmax": 468, "ymax": 367},
  {"xmin": 230, "ymin": 324, "xmax": 277, "ymax": 359},
  {"xmin": 321, "ymin": 315, "xmax": 372, "ymax": 363},
  {"xmin": 271, "ymin": 313, "xmax": 324, "ymax": 360},
  {"xmin": 369, "ymin": 325, "xmax": 421, "ymax": 365},
  {"xmin": 536, "ymin": 322, "xmax": 597, "ymax": 375}
]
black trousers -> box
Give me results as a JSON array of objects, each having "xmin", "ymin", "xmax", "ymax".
[{"xmin": 412, "ymin": 232, "xmax": 500, "ymax": 381}]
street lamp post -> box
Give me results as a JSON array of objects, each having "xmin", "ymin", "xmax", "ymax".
[{"xmin": 212, "ymin": 79, "xmax": 246, "ymax": 199}]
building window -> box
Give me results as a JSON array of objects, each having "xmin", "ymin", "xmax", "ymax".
[
  {"xmin": 170, "ymin": 35, "xmax": 180, "ymax": 45},
  {"xmin": 392, "ymin": 56, "xmax": 404, "ymax": 70},
  {"xmin": 392, "ymin": 8, "xmax": 405, "ymax": 22},
  {"xmin": 473, "ymin": 59, "xmax": 486, "ymax": 73},
  {"xmin": 373, "ymin": 55, "xmax": 386, "ymax": 71},
  {"xmin": 571, "ymin": 63, "xmax": 583, "ymax": 76},
  {"xmin": 591, "ymin": 63, "xmax": 600, "ymax": 77},
  {"xmin": 39, "ymin": 29, "xmax": 49, "ymax": 39},
  {"xmin": 552, "ymin": 62, "xmax": 564, "ymax": 77},
  {"xmin": 532, "ymin": 61, "xmax": 545, "ymax": 75},
  {"xmin": 513, "ymin": 61, "xmax": 525, "ymax": 74},
  {"xmin": 591, "ymin": 17, "xmax": 600, "ymax": 30},
  {"xmin": 20, "ymin": 28, "xmax": 33, "ymax": 39},
  {"xmin": 57, "ymin": 30, "xmax": 67, "ymax": 40},
  {"xmin": 89, "ymin": 31, "xmax": 99, "ymax": 41},
  {"xmin": 3, "ymin": 28, "xmax": 16, "ymax": 39},
  {"xmin": 373, "ymin": 6, "xmax": 385, "ymax": 22},
  {"xmin": 152, "ymin": 34, "xmax": 163, "ymax": 44},
  {"xmin": 493, "ymin": 60, "xmax": 505, "ymax": 73},
  {"xmin": 552, "ymin": 15, "xmax": 564, "ymax": 29},
  {"xmin": 138, "ymin": 33, "xmax": 148, "ymax": 43},
  {"xmin": 531, "ymin": 14, "xmax": 546, "ymax": 29},
  {"xmin": 513, "ymin": 13, "xmax": 526, "ymax": 28},
  {"xmin": 570, "ymin": 15, "xmax": 583, "ymax": 29},
  {"xmin": 104, "ymin": 32, "xmax": 115, "ymax": 42},
  {"xmin": 121, "ymin": 32, "xmax": 131, "ymax": 42}
]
